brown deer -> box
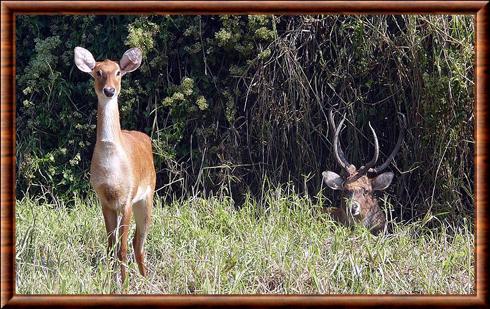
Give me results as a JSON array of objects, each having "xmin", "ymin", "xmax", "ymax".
[
  {"xmin": 323, "ymin": 109, "xmax": 406, "ymax": 234},
  {"xmin": 74, "ymin": 47, "xmax": 156, "ymax": 284}
]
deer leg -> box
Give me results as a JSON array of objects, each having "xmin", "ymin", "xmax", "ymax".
[
  {"xmin": 132, "ymin": 190, "xmax": 153, "ymax": 277},
  {"xmin": 117, "ymin": 204, "xmax": 133, "ymax": 284},
  {"xmin": 102, "ymin": 206, "xmax": 118, "ymax": 262},
  {"xmin": 101, "ymin": 204, "xmax": 121, "ymax": 290}
]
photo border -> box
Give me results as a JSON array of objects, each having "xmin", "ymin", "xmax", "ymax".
[{"xmin": 1, "ymin": 1, "xmax": 488, "ymax": 307}]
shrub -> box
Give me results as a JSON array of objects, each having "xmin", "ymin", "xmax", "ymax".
[{"xmin": 16, "ymin": 15, "xmax": 474, "ymax": 224}]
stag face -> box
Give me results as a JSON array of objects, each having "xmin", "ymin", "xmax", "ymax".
[
  {"xmin": 323, "ymin": 167, "xmax": 394, "ymax": 233},
  {"xmin": 324, "ymin": 110, "xmax": 406, "ymax": 234}
]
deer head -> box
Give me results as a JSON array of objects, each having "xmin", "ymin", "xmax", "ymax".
[
  {"xmin": 323, "ymin": 109, "xmax": 406, "ymax": 234},
  {"xmin": 74, "ymin": 46, "xmax": 142, "ymax": 100}
]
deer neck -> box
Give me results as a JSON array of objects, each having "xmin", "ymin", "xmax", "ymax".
[{"xmin": 96, "ymin": 94, "xmax": 122, "ymax": 144}]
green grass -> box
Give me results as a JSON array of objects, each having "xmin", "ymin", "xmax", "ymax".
[{"xmin": 16, "ymin": 190, "xmax": 474, "ymax": 294}]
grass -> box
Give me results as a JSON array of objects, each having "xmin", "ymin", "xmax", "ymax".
[{"xmin": 15, "ymin": 189, "xmax": 474, "ymax": 294}]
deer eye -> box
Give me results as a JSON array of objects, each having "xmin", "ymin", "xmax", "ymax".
[
  {"xmin": 96, "ymin": 71, "xmax": 102, "ymax": 78},
  {"xmin": 116, "ymin": 71, "xmax": 121, "ymax": 76}
]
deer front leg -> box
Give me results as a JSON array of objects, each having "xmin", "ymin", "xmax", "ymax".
[
  {"xmin": 102, "ymin": 206, "xmax": 118, "ymax": 257},
  {"xmin": 102, "ymin": 203, "xmax": 132, "ymax": 287},
  {"xmin": 117, "ymin": 204, "xmax": 133, "ymax": 284},
  {"xmin": 101, "ymin": 205, "xmax": 119, "ymax": 288}
]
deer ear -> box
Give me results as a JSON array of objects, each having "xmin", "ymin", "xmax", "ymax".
[
  {"xmin": 322, "ymin": 171, "xmax": 344, "ymax": 190},
  {"xmin": 371, "ymin": 172, "xmax": 394, "ymax": 191},
  {"xmin": 119, "ymin": 48, "xmax": 142, "ymax": 75},
  {"xmin": 74, "ymin": 47, "xmax": 96, "ymax": 74}
]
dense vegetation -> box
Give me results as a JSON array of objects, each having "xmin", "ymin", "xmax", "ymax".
[
  {"xmin": 16, "ymin": 190, "xmax": 474, "ymax": 294},
  {"xmin": 16, "ymin": 15, "xmax": 474, "ymax": 224}
]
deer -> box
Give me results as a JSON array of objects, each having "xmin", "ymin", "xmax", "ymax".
[
  {"xmin": 74, "ymin": 47, "xmax": 156, "ymax": 284},
  {"xmin": 322, "ymin": 109, "xmax": 406, "ymax": 234}
]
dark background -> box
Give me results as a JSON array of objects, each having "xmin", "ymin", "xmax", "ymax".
[{"xmin": 15, "ymin": 15, "xmax": 474, "ymax": 225}]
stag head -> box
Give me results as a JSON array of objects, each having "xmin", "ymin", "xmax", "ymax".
[{"xmin": 323, "ymin": 109, "xmax": 406, "ymax": 234}]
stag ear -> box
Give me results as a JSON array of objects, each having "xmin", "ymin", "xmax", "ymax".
[
  {"xmin": 74, "ymin": 47, "xmax": 96, "ymax": 74},
  {"xmin": 371, "ymin": 172, "xmax": 394, "ymax": 191},
  {"xmin": 322, "ymin": 171, "xmax": 344, "ymax": 190},
  {"xmin": 119, "ymin": 48, "xmax": 142, "ymax": 75}
]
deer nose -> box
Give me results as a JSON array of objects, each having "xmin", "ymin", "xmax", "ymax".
[
  {"xmin": 352, "ymin": 202, "xmax": 361, "ymax": 216},
  {"xmin": 348, "ymin": 201, "xmax": 361, "ymax": 217},
  {"xmin": 103, "ymin": 87, "xmax": 115, "ymax": 97}
]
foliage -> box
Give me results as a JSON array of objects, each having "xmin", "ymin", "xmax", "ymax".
[
  {"xmin": 16, "ymin": 190, "xmax": 474, "ymax": 294},
  {"xmin": 16, "ymin": 15, "xmax": 474, "ymax": 224}
]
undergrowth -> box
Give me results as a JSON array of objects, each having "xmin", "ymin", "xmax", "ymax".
[{"xmin": 16, "ymin": 189, "xmax": 474, "ymax": 294}]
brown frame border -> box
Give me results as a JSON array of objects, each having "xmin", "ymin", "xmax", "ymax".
[{"xmin": 1, "ymin": 1, "xmax": 488, "ymax": 308}]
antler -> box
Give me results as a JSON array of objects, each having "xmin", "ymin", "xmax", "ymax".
[
  {"xmin": 329, "ymin": 109, "xmax": 351, "ymax": 172},
  {"xmin": 368, "ymin": 113, "xmax": 406, "ymax": 174},
  {"xmin": 345, "ymin": 121, "xmax": 379, "ymax": 183},
  {"xmin": 328, "ymin": 110, "xmax": 405, "ymax": 183},
  {"xmin": 354, "ymin": 121, "xmax": 379, "ymax": 176}
]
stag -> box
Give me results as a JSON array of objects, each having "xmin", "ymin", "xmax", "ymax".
[{"xmin": 323, "ymin": 109, "xmax": 406, "ymax": 234}]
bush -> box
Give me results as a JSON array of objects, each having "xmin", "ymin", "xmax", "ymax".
[{"xmin": 16, "ymin": 15, "xmax": 474, "ymax": 224}]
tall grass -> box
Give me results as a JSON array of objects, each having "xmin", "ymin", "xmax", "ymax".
[{"xmin": 16, "ymin": 188, "xmax": 474, "ymax": 294}]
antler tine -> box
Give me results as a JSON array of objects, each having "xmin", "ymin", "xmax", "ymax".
[
  {"xmin": 345, "ymin": 121, "xmax": 379, "ymax": 184},
  {"xmin": 368, "ymin": 112, "xmax": 406, "ymax": 174},
  {"xmin": 355, "ymin": 121, "xmax": 379, "ymax": 176},
  {"xmin": 329, "ymin": 109, "xmax": 350, "ymax": 172}
]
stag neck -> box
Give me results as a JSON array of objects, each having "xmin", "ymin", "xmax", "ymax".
[{"xmin": 96, "ymin": 94, "xmax": 122, "ymax": 144}]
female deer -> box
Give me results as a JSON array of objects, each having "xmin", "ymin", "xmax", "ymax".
[{"xmin": 74, "ymin": 47, "xmax": 156, "ymax": 283}]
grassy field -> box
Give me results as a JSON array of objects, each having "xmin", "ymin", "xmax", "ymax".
[{"xmin": 16, "ymin": 190, "xmax": 474, "ymax": 294}]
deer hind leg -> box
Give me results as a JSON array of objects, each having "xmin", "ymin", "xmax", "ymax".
[{"xmin": 132, "ymin": 189, "xmax": 153, "ymax": 277}]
